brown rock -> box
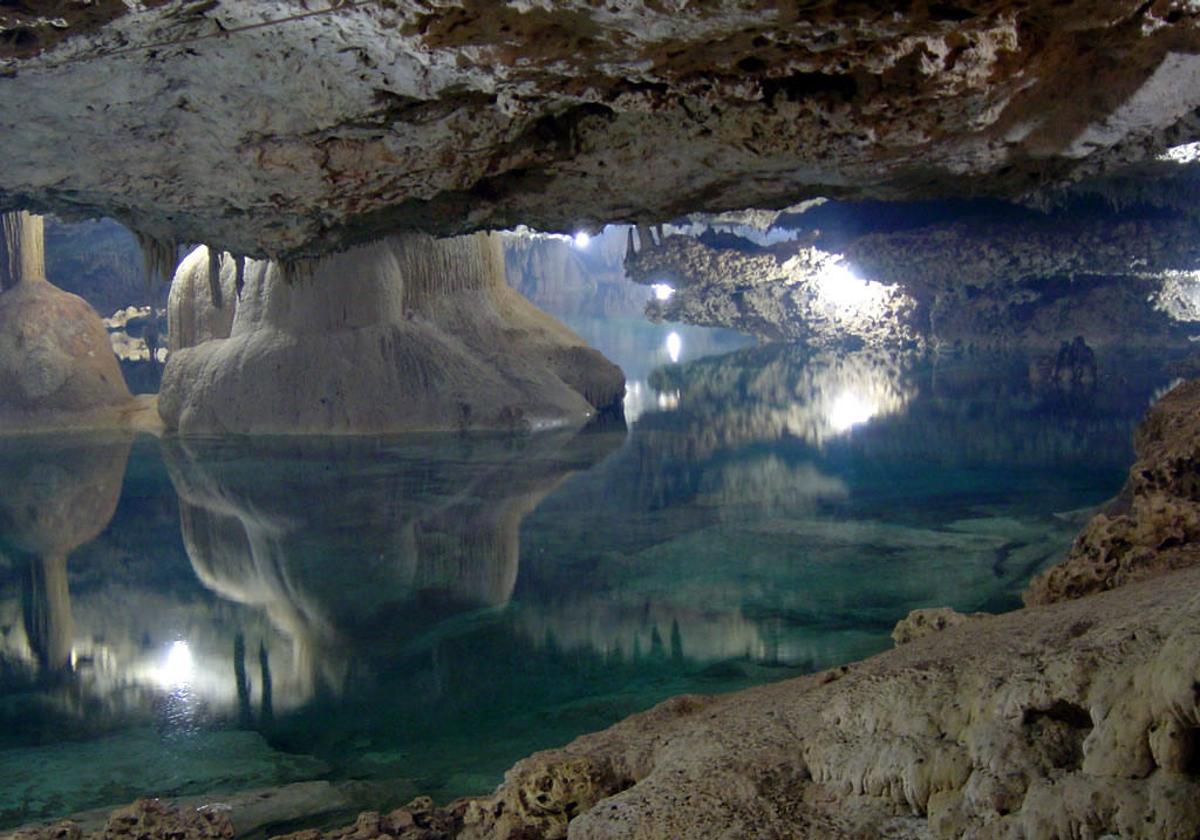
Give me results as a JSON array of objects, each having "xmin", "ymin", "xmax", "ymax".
[
  {"xmin": 1025, "ymin": 378, "xmax": 1200, "ymax": 605},
  {"xmin": 0, "ymin": 276, "xmax": 130, "ymax": 426}
]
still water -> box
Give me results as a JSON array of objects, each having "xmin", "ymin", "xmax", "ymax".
[{"xmin": 0, "ymin": 320, "xmax": 1173, "ymax": 829}]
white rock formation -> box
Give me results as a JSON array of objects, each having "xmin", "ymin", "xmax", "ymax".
[{"xmin": 159, "ymin": 233, "xmax": 624, "ymax": 434}]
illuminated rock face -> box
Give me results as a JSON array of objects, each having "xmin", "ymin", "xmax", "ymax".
[
  {"xmin": 159, "ymin": 233, "xmax": 624, "ymax": 434},
  {"xmin": 2, "ymin": 4, "xmax": 1200, "ymax": 258},
  {"xmin": 628, "ymin": 203, "xmax": 1200, "ymax": 349},
  {"xmin": 627, "ymin": 231, "xmax": 923, "ymax": 349}
]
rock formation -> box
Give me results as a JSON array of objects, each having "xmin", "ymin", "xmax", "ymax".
[
  {"xmin": 626, "ymin": 202, "xmax": 1200, "ymax": 348},
  {"xmin": 167, "ymin": 246, "xmax": 242, "ymax": 354},
  {"xmin": 1025, "ymin": 378, "xmax": 1200, "ymax": 605},
  {"xmin": 159, "ymin": 233, "xmax": 624, "ymax": 434},
  {"xmin": 503, "ymin": 230, "xmax": 649, "ymax": 321},
  {"xmin": 3, "ymin": 4, "xmax": 1200, "ymax": 258},
  {"xmin": 0, "ymin": 211, "xmax": 139, "ymax": 429}
]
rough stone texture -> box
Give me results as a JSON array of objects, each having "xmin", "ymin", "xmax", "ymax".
[
  {"xmin": 1025, "ymin": 378, "xmax": 1200, "ymax": 605},
  {"xmin": 451, "ymin": 568, "xmax": 1200, "ymax": 839},
  {"xmin": 8, "ymin": 798, "xmax": 233, "ymax": 840},
  {"xmin": 891, "ymin": 607, "xmax": 987, "ymax": 646},
  {"xmin": 0, "ymin": 276, "xmax": 133, "ymax": 429},
  {"xmin": 4, "ymin": 3, "xmax": 1200, "ymax": 257},
  {"xmin": 627, "ymin": 233, "xmax": 924, "ymax": 348},
  {"xmin": 159, "ymin": 233, "xmax": 624, "ymax": 434},
  {"xmin": 627, "ymin": 205, "xmax": 1200, "ymax": 348}
]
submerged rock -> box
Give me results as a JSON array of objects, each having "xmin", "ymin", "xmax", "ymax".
[{"xmin": 159, "ymin": 234, "xmax": 624, "ymax": 434}]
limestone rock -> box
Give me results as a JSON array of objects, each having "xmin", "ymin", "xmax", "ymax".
[
  {"xmin": 0, "ymin": 278, "xmax": 132, "ymax": 428},
  {"xmin": 1025, "ymin": 378, "xmax": 1200, "ymax": 605},
  {"xmin": 891, "ymin": 607, "xmax": 986, "ymax": 646},
  {"xmin": 10, "ymin": 798, "xmax": 234, "ymax": 840},
  {"xmin": 456, "ymin": 568, "xmax": 1200, "ymax": 839},
  {"xmin": 3, "ymin": 4, "xmax": 1200, "ymax": 256},
  {"xmin": 159, "ymin": 234, "xmax": 624, "ymax": 434},
  {"xmin": 167, "ymin": 247, "xmax": 242, "ymax": 353}
]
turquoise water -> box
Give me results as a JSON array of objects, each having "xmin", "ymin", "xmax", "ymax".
[{"xmin": 0, "ymin": 325, "xmax": 1174, "ymax": 830}]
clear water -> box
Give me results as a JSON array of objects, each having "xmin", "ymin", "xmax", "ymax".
[{"xmin": 0, "ymin": 321, "xmax": 1174, "ymax": 830}]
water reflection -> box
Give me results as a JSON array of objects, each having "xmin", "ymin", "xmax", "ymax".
[
  {"xmin": 0, "ymin": 434, "xmax": 131, "ymax": 676},
  {"xmin": 0, "ymin": 343, "xmax": 1181, "ymax": 828}
]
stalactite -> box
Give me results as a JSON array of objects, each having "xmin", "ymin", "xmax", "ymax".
[
  {"xmin": 626, "ymin": 226, "xmax": 638, "ymax": 259},
  {"xmin": 279, "ymin": 256, "xmax": 315, "ymax": 285},
  {"xmin": 133, "ymin": 229, "xmax": 180, "ymax": 284},
  {"xmin": 1, "ymin": 210, "xmax": 46, "ymax": 291},
  {"xmin": 636, "ymin": 224, "xmax": 656, "ymax": 253},
  {"xmin": 207, "ymin": 246, "xmax": 224, "ymax": 310},
  {"xmin": 235, "ymin": 255, "xmax": 246, "ymax": 299}
]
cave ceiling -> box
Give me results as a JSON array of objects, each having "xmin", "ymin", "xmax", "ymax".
[{"xmin": 2, "ymin": 1, "xmax": 1200, "ymax": 259}]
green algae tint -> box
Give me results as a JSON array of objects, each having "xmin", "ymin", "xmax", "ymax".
[{"xmin": 0, "ymin": 323, "xmax": 1175, "ymax": 829}]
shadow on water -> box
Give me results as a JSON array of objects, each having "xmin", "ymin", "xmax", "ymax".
[{"xmin": 0, "ymin": 342, "xmax": 1183, "ymax": 828}]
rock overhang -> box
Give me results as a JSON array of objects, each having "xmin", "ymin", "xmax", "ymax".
[{"xmin": 2, "ymin": 1, "xmax": 1200, "ymax": 260}]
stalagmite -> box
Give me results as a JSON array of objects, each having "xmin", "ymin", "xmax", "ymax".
[
  {"xmin": 0, "ymin": 211, "xmax": 135, "ymax": 427},
  {"xmin": 1, "ymin": 210, "xmax": 45, "ymax": 290},
  {"xmin": 160, "ymin": 232, "xmax": 625, "ymax": 434}
]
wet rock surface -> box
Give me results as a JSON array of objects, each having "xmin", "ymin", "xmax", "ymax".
[
  {"xmin": 3, "ymin": 3, "xmax": 1200, "ymax": 256},
  {"xmin": 1025, "ymin": 377, "xmax": 1200, "ymax": 605}
]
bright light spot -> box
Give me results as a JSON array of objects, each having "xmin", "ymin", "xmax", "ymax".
[
  {"xmin": 656, "ymin": 390, "xmax": 680, "ymax": 410},
  {"xmin": 828, "ymin": 391, "xmax": 876, "ymax": 433},
  {"xmin": 157, "ymin": 640, "xmax": 194, "ymax": 687},
  {"xmin": 573, "ymin": 231, "xmax": 591, "ymax": 248},
  {"xmin": 651, "ymin": 283, "xmax": 675, "ymax": 301},
  {"xmin": 1159, "ymin": 142, "xmax": 1200, "ymax": 164},
  {"xmin": 819, "ymin": 262, "xmax": 875, "ymax": 309},
  {"xmin": 666, "ymin": 331, "xmax": 682, "ymax": 363}
]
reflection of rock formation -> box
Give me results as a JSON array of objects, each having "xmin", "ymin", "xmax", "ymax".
[
  {"xmin": 159, "ymin": 234, "xmax": 624, "ymax": 434},
  {"xmin": 165, "ymin": 431, "xmax": 620, "ymax": 702},
  {"xmin": 0, "ymin": 433, "xmax": 131, "ymax": 673},
  {"xmin": 645, "ymin": 345, "xmax": 916, "ymax": 454}
]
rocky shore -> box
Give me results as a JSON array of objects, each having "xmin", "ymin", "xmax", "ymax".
[{"xmin": 12, "ymin": 380, "xmax": 1200, "ymax": 839}]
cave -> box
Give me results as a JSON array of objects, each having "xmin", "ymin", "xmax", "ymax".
[{"xmin": 4, "ymin": 3, "xmax": 1200, "ymax": 839}]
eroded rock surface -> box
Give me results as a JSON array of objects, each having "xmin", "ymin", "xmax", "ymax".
[
  {"xmin": 627, "ymin": 202, "xmax": 1200, "ymax": 348},
  {"xmin": 0, "ymin": 278, "xmax": 132, "ymax": 426},
  {"xmin": 1025, "ymin": 378, "xmax": 1200, "ymax": 605},
  {"xmin": 159, "ymin": 233, "xmax": 624, "ymax": 434},
  {"xmin": 4, "ymin": 3, "xmax": 1200, "ymax": 257}
]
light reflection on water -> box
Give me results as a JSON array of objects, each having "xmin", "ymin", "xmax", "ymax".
[{"xmin": 0, "ymin": 328, "xmax": 1180, "ymax": 829}]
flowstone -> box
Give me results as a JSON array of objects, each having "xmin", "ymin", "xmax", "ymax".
[{"xmin": 159, "ymin": 233, "xmax": 624, "ymax": 434}]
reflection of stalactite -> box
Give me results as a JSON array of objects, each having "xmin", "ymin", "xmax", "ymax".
[
  {"xmin": 234, "ymin": 633, "xmax": 252, "ymax": 727},
  {"xmin": 22, "ymin": 552, "xmax": 73, "ymax": 675},
  {"xmin": 259, "ymin": 641, "xmax": 273, "ymax": 726},
  {"xmin": 670, "ymin": 619, "xmax": 683, "ymax": 661}
]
